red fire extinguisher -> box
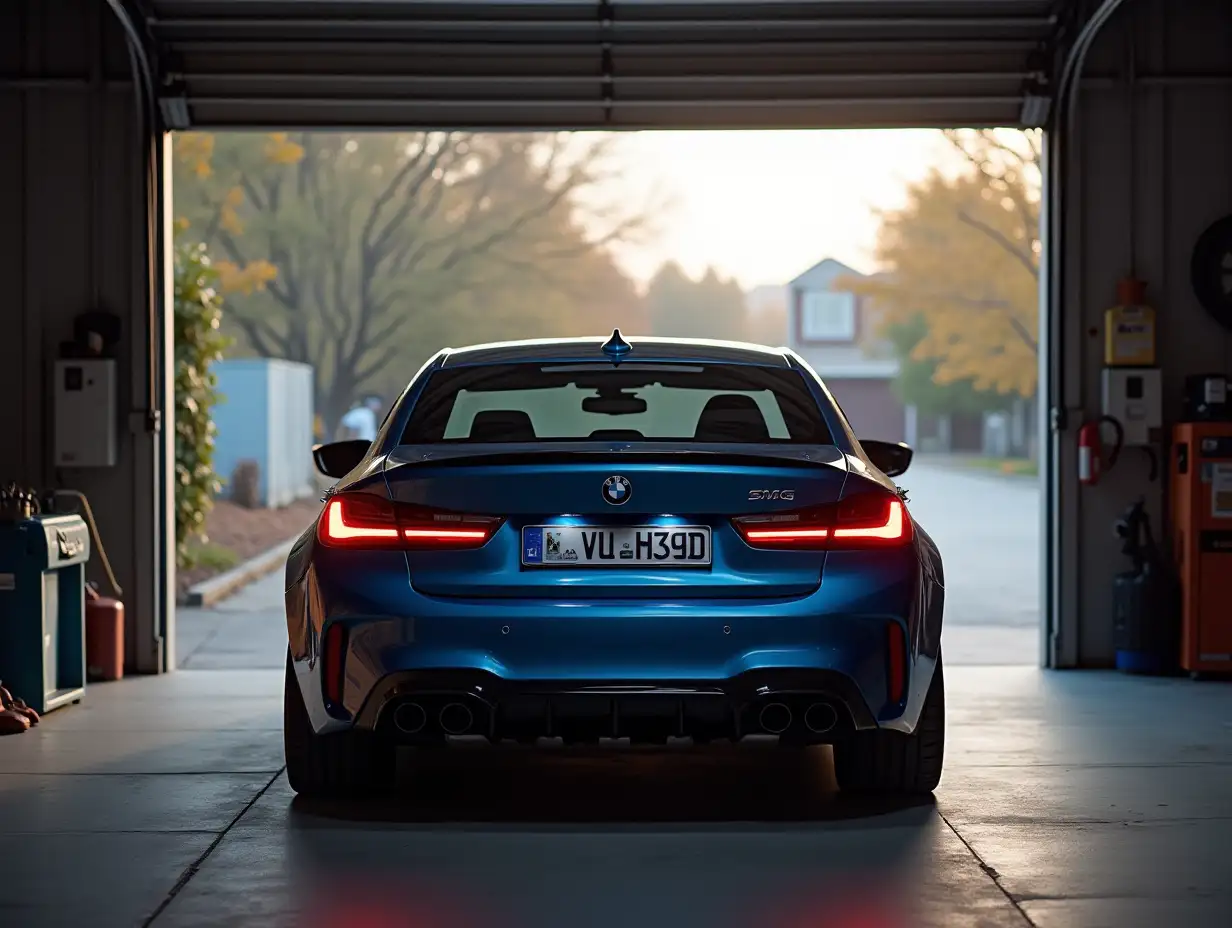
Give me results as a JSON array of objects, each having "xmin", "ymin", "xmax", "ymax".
[{"xmin": 1077, "ymin": 415, "xmax": 1125, "ymax": 486}]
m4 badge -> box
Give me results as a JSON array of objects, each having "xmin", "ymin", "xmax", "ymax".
[{"xmin": 748, "ymin": 489, "xmax": 795, "ymax": 501}]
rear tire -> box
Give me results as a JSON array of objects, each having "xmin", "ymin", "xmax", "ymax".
[
  {"xmin": 833, "ymin": 656, "xmax": 945, "ymax": 795},
  {"xmin": 283, "ymin": 652, "xmax": 394, "ymax": 798}
]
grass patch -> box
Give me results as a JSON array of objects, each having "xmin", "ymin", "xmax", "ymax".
[
  {"xmin": 966, "ymin": 457, "xmax": 1039, "ymax": 477},
  {"xmin": 184, "ymin": 540, "xmax": 241, "ymax": 571}
]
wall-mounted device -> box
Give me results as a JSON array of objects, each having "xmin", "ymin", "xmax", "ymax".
[
  {"xmin": 54, "ymin": 358, "xmax": 118, "ymax": 468},
  {"xmin": 1100, "ymin": 367, "xmax": 1162, "ymax": 446},
  {"xmin": 1183, "ymin": 373, "xmax": 1230, "ymax": 422}
]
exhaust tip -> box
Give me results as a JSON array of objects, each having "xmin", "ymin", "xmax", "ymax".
[
  {"xmin": 393, "ymin": 702, "xmax": 427, "ymax": 735},
  {"xmin": 804, "ymin": 702, "xmax": 838, "ymax": 734},
  {"xmin": 758, "ymin": 702, "xmax": 793, "ymax": 735},
  {"xmin": 439, "ymin": 702, "xmax": 475, "ymax": 736}
]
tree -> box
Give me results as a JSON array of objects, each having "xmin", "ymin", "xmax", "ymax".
[
  {"xmin": 645, "ymin": 262, "xmax": 747, "ymax": 341},
  {"xmin": 841, "ymin": 129, "xmax": 1040, "ymax": 398},
  {"xmin": 173, "ymin": 131, "xmax": 646, "ymax": 432},
  {"xmin": 883, "ymin": 314, "xmax": 1012, "ymax": 418}
]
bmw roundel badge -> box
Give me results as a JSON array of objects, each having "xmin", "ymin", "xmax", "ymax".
[{"xmin": 602, "ymin": 475, "xmax": 632, "ymax": 506}]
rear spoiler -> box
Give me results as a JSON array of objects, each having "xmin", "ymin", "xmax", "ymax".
[{"xmin": 385, "ymin": 442, "xmax": 848, "ymax": 472}]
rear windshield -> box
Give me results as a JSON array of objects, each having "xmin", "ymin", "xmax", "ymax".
[{"xmin": 399, "ymin": 362, "xmax": 831, "ymax": 445}]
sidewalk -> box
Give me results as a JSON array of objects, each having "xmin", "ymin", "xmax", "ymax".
[
  {"xmin": 916, "ymin": 452, "xmax": 1039, "ymax": 480},
  {"xmin": 177, "ymin": 570, "xmax": 288, "ymax": 670}
]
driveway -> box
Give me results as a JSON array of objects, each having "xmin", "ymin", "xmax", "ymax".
[{"xmin": 900, "ymin": 457, "xmax": 1040, "ymax": 664}]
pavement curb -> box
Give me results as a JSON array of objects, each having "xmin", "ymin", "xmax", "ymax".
[{"xmin": 183, "ymin": 536, "xmax": 297, "ymax": 608}]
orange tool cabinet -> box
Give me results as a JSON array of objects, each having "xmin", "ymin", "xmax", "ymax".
[{"xmin": 1171, "ymin": 423, "xmax": 1232, "ymax": 673}]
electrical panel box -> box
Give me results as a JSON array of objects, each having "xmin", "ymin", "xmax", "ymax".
[
  {"xmin": 1101, "ymin": 367, "xmax": 1162, "ymax": 446},
  {"xmin": 54, "ymin": 359, "xmax": 118, "ymax": 468}
]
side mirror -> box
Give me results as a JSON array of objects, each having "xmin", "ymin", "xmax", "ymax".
[
  {"xmin": 312, "ymin": 440, "xmax": 369, "ymax": 479},
  {"xmin": 862, "ymin": 439, "xmax": 913, "ymax": 478}
]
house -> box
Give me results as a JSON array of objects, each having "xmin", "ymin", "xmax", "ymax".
[{"xmin": 785, "ymin": 258, "xmax": 912, "ymax": 444}]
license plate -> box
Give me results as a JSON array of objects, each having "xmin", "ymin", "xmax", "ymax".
[{"xmin": 522, "ymin": 526, "xmax": 711, "ymax": 566}]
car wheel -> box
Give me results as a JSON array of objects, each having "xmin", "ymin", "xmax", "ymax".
[
  {"xmin": 832, "ymin": 656, "xmax": 945, "ymax": 795},
  {"xmin": 283, "ymin": 652, "xmax": 394, "ymax": 798}
]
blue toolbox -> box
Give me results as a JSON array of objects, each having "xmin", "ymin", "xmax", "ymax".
[{"xmin": 0, "ymin": 491, "xmax": 90, "ymax": 714}]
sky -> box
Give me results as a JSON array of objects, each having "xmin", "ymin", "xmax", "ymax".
[{"xmin": 585, "ymin": 129, "xmax": 958, "ymax": 291}]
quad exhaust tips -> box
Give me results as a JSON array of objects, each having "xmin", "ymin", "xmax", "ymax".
[
  {"xmin": 758, "ymin": 702, "xmax": 793, "ymax": 735},
  {"xmin": 804, "ymin": 702, "xmax": 838, "ymax": 734},
  {"xmin": 391, "ymin": 700, "xmax": 476, "ymax": 736},
  {"xmin": 393, "ymin": 702, "xmax": 427, "ymax": 735},
  {"xmin": 757, "ymin": 700, "xmax": 838, "ymax": 736}
]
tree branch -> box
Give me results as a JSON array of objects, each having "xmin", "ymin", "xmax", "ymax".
[
  {"xmin": 955, "ymin": 209, "xmax": 1039, "ymax": 280},
  {"xmin": 229, "ymin": 313, "xmax": 290, "ymax": 359}
]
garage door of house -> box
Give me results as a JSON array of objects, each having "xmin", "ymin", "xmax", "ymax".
[{"xmin": 827, "ymin": 379, "xmax": 905, "ymax": 444}]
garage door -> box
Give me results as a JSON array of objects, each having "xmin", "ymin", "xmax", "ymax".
[{"xmin": 149, "ymin": 1, "xmax": 1059, "ymax": 129}]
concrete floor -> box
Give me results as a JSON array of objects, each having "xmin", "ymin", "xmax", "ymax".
[
  {"xmin": 4, "ymin": 463, "xmax": 1229, "ymax": 927},
  {"xmin": 4, "ymin": 595, "xmax": 1231, "ymax": 926}
]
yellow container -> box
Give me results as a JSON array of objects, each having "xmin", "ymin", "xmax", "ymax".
[{"xmin": 1104, "ymin": 278, "xmax": 1156, "ymax": 367}]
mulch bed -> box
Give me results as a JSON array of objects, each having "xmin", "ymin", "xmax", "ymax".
[{"xmin": 177, "ymin": 497, "xmax": 324, "ymax": 598}]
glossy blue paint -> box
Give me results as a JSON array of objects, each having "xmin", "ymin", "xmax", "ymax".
[{"xmin": 284, "ymin": 336, "xmax": 946, "ymax": 743}]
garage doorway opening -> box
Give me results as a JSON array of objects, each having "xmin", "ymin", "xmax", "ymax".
[{"xmin": 169, "ymin": 127, "xmax": 1043, "ymax": 666}]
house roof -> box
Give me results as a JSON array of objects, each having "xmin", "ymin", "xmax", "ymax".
[{"xmin": 788, "ymin": 257, "xmax": 865, "ymax": 289}]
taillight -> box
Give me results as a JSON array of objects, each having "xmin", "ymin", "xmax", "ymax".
[
  {"xmin": 733, "ymin": 490, "xmax": 912, "ymax": 550},
  {"xmin": 317, "ymin": 493, "xmax": 502, "ymax": 550}
]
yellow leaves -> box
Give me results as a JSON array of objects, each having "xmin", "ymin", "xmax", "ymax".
[
  {"xmin": 214, "ymin": 259, "xmax": 278, "ymax": 295},
  {"xmin": 173, "ymin": 217, "xmax": 191, "ymax": 235},
  {"xmin": 174, "ymin": 132, "xmax": 215, "ymax": 178},
  {"xmin": 219, "ymin": 186, "xmax": 246, "ymax": 235},
  {"xmin": 842, "ymin": 134, "xmax": 1041, "ymax": 399},
  {"xmin": 264, "ymin": 132, "xmax": 305, "ymax": 165}
]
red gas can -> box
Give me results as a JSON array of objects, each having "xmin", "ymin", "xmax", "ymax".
[{"xmin": 85, "ymin": 592, "xmax": 125, "ymax": 681}]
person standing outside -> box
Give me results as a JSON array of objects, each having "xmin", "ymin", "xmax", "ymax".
[{"xmin": 338, "ymin": 394, "xmax": 384, "ymax": 442}]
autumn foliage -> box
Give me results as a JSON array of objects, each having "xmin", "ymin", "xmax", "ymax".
[{"xmin": 842, "ymin": 129, "xmax": 1041, "ymax": 399}]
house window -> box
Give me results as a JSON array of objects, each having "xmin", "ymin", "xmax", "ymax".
[{"xmin": 800, "ymin": 290, "xmax": 856, "ymax": 341}]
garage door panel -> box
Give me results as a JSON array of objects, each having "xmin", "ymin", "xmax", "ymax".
[
  {"xmin": 149, "ymin": 1, "xmax": 1058, "ymax": 129},
  {"xmin": 184, "ymin": 100, "xmax": 1023, "ymax": 131}
]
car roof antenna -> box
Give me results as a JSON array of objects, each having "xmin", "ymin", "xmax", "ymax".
[{"xmin": 601, "ymin": 328, "xmax": 632, "ymax": 364}]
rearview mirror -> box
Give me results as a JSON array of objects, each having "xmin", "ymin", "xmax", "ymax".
[
  {"xmin": 861, "ymin": 439, "xmax": 913, "ymax": 478},
  {"xmin": 312, "ymin": 440, "xmax": 369, "ymax": 479},
  {"xmin": 582, "ymin": 393, "xmax": 648, "ymax": 415}
]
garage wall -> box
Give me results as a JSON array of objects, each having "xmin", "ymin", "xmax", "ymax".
[
  {"xmin": 1057, "ymin": 0, "xmax": 1232, "ymax": 666},
  {"xmin": 0, "ymin": 0, "xmax": 171, "ymax": 672}
]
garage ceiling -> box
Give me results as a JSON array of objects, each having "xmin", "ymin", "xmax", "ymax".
[{"xmin": 147, "ymin": 0, "xmax": 1062, "ymax": 130}]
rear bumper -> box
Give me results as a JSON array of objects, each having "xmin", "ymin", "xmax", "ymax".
[
  {"xmin": 291, "ymin": 607, "xmax": 933, "ymax": 744},
  {"xmin": 287, "ymin": 544, "xmax": 937, "ymax": 743},
  {"xmin": 354, "ymin": 668, "xmax": 877, "ymax": 746}
]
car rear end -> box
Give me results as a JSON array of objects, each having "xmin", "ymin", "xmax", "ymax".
[{"xmin": 285, "ymin": 340, "xmax": 943, "ymax": 795}]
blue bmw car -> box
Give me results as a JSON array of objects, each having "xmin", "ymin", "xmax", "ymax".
[{"xmin": 284, "ymin": 331, "xmax": 945, "ymax": 797}]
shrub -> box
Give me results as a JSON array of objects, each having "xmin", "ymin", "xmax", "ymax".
[{"xmin": 173, "ymin": 239, "xmax": 232, "ymax": 568}]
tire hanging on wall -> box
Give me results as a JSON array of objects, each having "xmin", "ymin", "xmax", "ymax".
[{"xmin": 1190, "ymin": 214, "xmax": 1232, "ymax": 332}]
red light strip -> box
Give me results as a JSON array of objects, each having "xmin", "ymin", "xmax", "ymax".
[
  {"xmin": 402, "ymin": 527, "xmax": 490, "ymax": 541},
  {"xmin": 743, "ymin": 527, "xmax": 831, "ymax": 541},
  {"xmin": 833, "ymin": 500, "xmax": 906, "ymax": 540}
]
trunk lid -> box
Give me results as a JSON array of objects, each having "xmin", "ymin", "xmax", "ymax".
[{"xmin": 383, "ymin": 443, "xmax": 849, "ymax": 600}]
